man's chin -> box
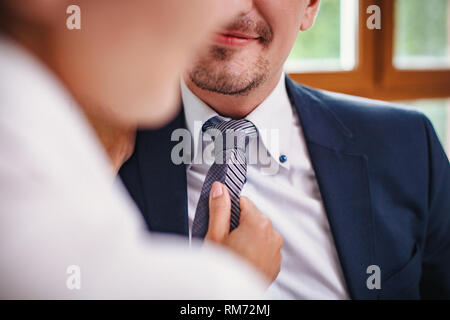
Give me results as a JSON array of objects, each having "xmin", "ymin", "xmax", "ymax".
[
  {"xmin": 189, "ymin": 70, "xmax": 266, "ymax": 96},
  {"xmin": 188, "ymin": 50, "xmax": 270, "ymax": 96}
]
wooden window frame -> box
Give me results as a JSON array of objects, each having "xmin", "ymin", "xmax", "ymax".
[{"xmin": 288, "ymin": 0, "xmax": 450, "ymax": 101}]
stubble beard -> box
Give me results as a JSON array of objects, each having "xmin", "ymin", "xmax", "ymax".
[
  {"xmin": 188, "ymin": 45, "xmax": 270, "ymax": 96},
  {"xmin": 188, "ymin": 15, "xmax": 273, "ymax": 96}
]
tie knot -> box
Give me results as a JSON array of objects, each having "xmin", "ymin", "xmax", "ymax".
[
  {"xmin": 202, "ymin": 116, "xmax": 258, "ymax": 138},
  {"xmin": 202, "ymin": 116, "xmax": 258, "ymax": 156}
]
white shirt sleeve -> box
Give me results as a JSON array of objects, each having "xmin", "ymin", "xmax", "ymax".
[{"xmin": 0, "ymin": 123, "xmax": 265, "ymax": 300}]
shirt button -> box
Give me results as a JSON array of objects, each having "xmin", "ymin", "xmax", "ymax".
[{"xmin": 279, "ymin": 155, "xmax": 288, "ymax": 163}]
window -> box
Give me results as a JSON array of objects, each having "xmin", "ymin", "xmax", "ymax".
[{"xmin": 288, "ymin": 0, "xmax": 450, "ymax": 101}]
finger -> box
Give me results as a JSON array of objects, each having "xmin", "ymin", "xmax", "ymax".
[
  {"xmin": 240, "ymin": 196, "xmax": 261, "ymax": 224},
  {"xmin": 273, "ymin": 231, "xmax": 284, "ymax": 250},
  {"xmin": 206, "ymin": 182, "xmax": 231, "ymax": 242},
  {"xmin": 239, "ymin": 196, "xmax": 256, "ymax": 213}
]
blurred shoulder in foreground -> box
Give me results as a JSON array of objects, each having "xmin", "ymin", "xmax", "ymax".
[{"xmin": 0, "ymin": 35, "xmax": 265, "ymax": 299}]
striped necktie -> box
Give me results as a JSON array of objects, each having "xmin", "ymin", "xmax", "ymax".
[{"xmin": 192, "ymin": 116, "xmax": 258, "ymax": 239}]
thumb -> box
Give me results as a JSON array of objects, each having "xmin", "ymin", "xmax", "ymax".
[{"xmin": 206, "ymin": 182, "xmax": 231, "ymax": 243}]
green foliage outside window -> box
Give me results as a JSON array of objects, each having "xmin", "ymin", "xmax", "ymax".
[
  {"xmin": 395, "ymin": 0, "xmax": 449, "ymax": 59},
  {"xmin": 289, "ymin": 0, "xmax": 341, "ymax": 60}
]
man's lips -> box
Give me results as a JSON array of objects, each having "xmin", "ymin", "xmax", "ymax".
[{"xmin": 213, "ymin": 31, "xmax": 260, "ymax": 48}]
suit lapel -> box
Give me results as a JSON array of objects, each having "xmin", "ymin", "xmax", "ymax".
[
  {"xmin": 135, "ymin": 109, "xmax": 189, "ymax": 236},
  {"xmin": 286, "ymin": 77, "xmax": 377, "ymax": 299}
]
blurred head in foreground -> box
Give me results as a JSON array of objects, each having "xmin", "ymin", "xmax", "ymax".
[
  {"xmin": 0, "ymin": 0, "xmax": 270, "ymax": 299},
  {"xmin": 0, "ymin": 0, "xmax": 245, "ymax": 128}
]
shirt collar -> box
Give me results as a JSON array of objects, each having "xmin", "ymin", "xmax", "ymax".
[
  {"xmin": 245, "ymin": 73, "xmax": 293, "ymax": 169},
  {"xmin": 181, "ymin": 73, "xmax": 293, "ymax": 169}
]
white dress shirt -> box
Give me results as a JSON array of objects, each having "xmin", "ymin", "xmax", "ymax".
[
  {"xmin": 182, "ymin": 74, "xmax": 350, "ymax": 299},
  {"xmin": 0, "ymin": 36, "xmax": 265, "ymax": 299}
]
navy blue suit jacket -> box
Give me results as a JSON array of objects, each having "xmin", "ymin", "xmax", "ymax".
[{"xmin": 120, "ymin": 76, "xmax": 450, "ymax": 300}]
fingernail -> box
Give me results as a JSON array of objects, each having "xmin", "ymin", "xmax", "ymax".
[{"xmin": 211, "ymin": 182, "xmax": 223, "ymax": 199}]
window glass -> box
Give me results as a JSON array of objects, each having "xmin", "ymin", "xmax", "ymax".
[
  {"xmin": 285, "ymin": 0, "xmax": 358, "ymax": 72},
  {"xmin": 394, "ymin": 0, "xmax": 450, "ymax": 69}
]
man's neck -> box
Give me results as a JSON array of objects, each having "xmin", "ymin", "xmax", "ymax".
[
  {"xmin": 7, "ymin": 32, "xmax": 137, "ymax": 174},
  {"xmin": 183, "ymin": 70, "xmax": 284, "ymax": 119}
]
